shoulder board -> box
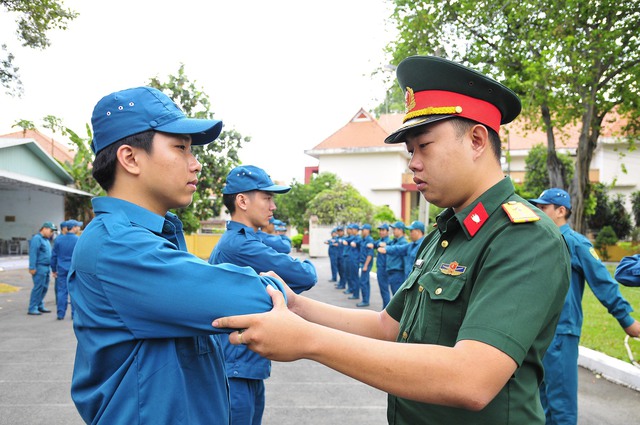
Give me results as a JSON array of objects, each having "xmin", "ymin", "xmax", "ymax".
[{"xmin": 502, "ymin": 201, "xmax": 541, "ymax": 224}]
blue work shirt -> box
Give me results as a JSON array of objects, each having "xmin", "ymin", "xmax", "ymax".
[
  {"xmin": 209, "ymin": 220, "xmax": 317, "ymax": 380},
  {"xmin": 374, "ymin": 236, "xmax": 391, "ymax": 271},
  {"xmin": 384, "ymin": 236, "xmax": 408, "ymax": 273},
  {"xmin": 257, "ymin": 230, "xmax": 290, "ymax": 254},
  {"xmin": 29, "ymin": 233, "xmax": 51, "ymax": 271},
  {"xmin": 556, "ymin": 223, "xmax": 635, "ymax": 335},
  {"xmin": 359, "ymin": 235, "xmax": 374, "ymax": 267},
  {"xmin": 615, "ymin": 254, "xmax": 640, "ymax": 287},
  {"xmin": 51, "ymin": 233, "xmax": 79, "ymax": 275},
  {"xmin": 68, "ymin": 197, "xmax": 285, "ymax": 425}
]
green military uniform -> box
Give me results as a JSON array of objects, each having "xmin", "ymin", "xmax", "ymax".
[{"xmin": 386, "ymin": 177, "xmax": 570, "ymax": 424}]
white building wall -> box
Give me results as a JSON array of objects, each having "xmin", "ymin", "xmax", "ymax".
[
  {"xmin": 0, "ymin": 188, "xmax": 65, "ymax": 240},
  {"xmin": 317, "ymin": 151, "xmax": 409, "ymax": 218}
]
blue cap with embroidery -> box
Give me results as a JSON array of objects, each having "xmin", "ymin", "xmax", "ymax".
[
  {"xmin": 377, "ymin": 223, "xmax": 390, "ymax": 230},
  {"xmin": 407, "ymin": 220, "xmax": 425, "ymax": 232},
  {"xmin": 361, "ymin": 223, "xmax": 372, "ymax": 230},
  {"xmin": 347, "ymin": 223, "xmax": 359, "ymax": 230},
  {"xmin": 91, "ymin": 86, "xmax": 223, "ymax": 154},
  {"xmin": 222, "ymin": 165, "xmax": 290, "ymax": 195},
  {"xmin": 529, "ymin": 188, "xmax": 572, "ymax": 210},
  {"xmin": 390, "ymin": 221, "xmax": 406, "ymax": 230}
]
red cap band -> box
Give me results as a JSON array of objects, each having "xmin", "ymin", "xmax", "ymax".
[{"xmin": 405, "ymin": 90, "xmax": 502, "ymax": 134}]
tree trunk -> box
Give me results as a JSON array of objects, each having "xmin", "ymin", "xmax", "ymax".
[
  {"xmin": 541, "ymin": 103, "xmax": 568, "ymax": 188},
  {"xmin": 571, "ymin": 106, "xmax": 600, "ymax": 234}
]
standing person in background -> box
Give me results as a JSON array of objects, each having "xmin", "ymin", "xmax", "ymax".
[
  {"xmin": 215, "ymin": 55, "xmax": 571, "ymax": 425},
  {"xmin": 27, "ymin": 221, "xmax": 56, "ymax": 315},
  {"xmin": 615, "ymin": 254, "xmax": 640, "ymax": 287},
  {"xmin": 51, "ymin": 220, "xmax": 83, "ymax": 320},
  {"xmin": 258, "ymin": 218, "xmax": 290, "ymax": 254},
  {"xmin": 372, "ymin": 223, "xmax": 392, "ymax": 308},
  {"xmin": 209, "ymin": 164, "xmax": 317, "ymax": 425},
  {"xmin": 275, "ymin": 223, "xmax": 292, "ymax": 253},
  {"xmin": 345, "ymin": 223, "xmax": 361, "ymax": 300},
  {"xmin": 325, "ymin": 227, "xmax": 340, "ymax": 283},
  {"xmin": 377, "ymin": 221, "xmax": 408, "ymax": 294},
  {"xmin": 334, "ymin": 226, "xmax": 347, "ymax": 290},
  {"xmin": 356, "ymin": 224, "xmax": 374, "ymax": 307},
  {"xmin": 530, "ymin": 188, "xmax": 640, "ymax": 425},
  {"xmin": 403, "ymin": 221, "xmax": 426, "ymax": 279}
]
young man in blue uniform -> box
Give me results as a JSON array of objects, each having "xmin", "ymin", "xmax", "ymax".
[
  {"xmin": 342, "ymin": 223, "xmax": 359, "ymax": 297},
  {"xmin": 209, "ymin": 164, "xmax": 317, "ymax": 425},
  {"xmin": 615, "ymin": 254, "xmax": 640, "ymax": 286},
  {"xmin": 378, "ymin": 221, "xmax": 408, "ymax": 294},
  {"xmin": 372, "ymin": 223, "xmax": 392, "ymax": 308},
  {"xmin": 325, "ymin": 227, "xmax": 340, "ymax": 282},
  {"xmin": 215, "ymin": 56, "xmax": 571, "ymax": 425},
  {"xmin": 334, "ymin": 226, "xmax": 347, "ymax": 289},
  {"xmin": 530, "ymin": 188, "xmax": 640, "ymax": 425},
  {"xmin": 51, "ymin": 219, "xmax": 82, "ymax": 320},
  {"xmin": 68, "ymin": 87, "xmax": 286, "ymax": 425},
  {"xmin": 27, "ymin": 221, "xmax": 56, "ymax": 315},
  {"xmin": 258, "ymin": 217, "xmax": 290, "ymax": 254},
  {"xmin": 356, "ymin": 223, "xmax": 374, "ymax": 307}
]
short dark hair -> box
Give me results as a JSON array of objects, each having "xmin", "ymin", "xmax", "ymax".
[
  {"xmin": 553, "ymin": 204, "xmax": 572, "ymax": 219},
  {"xmin": 449, "ymin": 117, "xmax": 502, "ymax": 162},
  {"xmin": 223, "ymin": 193, "xmax": 238, "ymax": 215},
  {"xmin": 92, "ymin": 130, "xmax": 155, "ymax": 191}
]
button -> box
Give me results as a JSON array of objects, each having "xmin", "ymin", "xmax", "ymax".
[
  {"xmin": 402, "ymin": 331, "xmax": 408, "ymax": 340},
  {"xmin": 435, "ymin": 288, "xmax": 443, "ymax": 295},
  {"xmin": 441, "ymin": 240, "xmax": 449, "ymax": 248},
  {"xmin": 418, "ymin": 286, "xmax": 424, "ymax": 293}
]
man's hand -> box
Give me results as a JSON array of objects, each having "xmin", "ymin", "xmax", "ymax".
[
  {"xmin": 624, "ymin": 319, "xmax": 640, "ymax": 338},
  {"xmin": 52, "ymin": 271, "xmax": 58, "ymax": 279},
  {"xmin": 378, "ymin": 247, "xmax": 387, "ymax": 254},
  {"xmin": 29, "ymin": 269, "xmax": 36, "ymax": 276},
  {"xmin": 213, "ymin": 285, "xmax": 313, "ymax": 362}
]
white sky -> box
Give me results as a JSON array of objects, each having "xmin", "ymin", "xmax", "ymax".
[{"xmin": 0, "ymin": 0, "xmax": 397, "ymax": 183}]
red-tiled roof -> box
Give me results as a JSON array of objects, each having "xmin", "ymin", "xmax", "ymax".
[
  {"xmin": 0, "ymin": 129, "xmax": 75, "ymax": 164},
  {"xmin": 311, "ymin": 108, "xmax": 394, "ymax": 150}
]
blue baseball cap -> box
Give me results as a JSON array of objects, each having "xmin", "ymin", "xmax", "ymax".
[
  {"xmin": 60, "ymin": 220, "xmax": 70, "ymax": 230},
  {"xmin": 347, "ymin": 223, "xmax": 359, "ymax": 230},
  {"xmin": 222, "ymin": 165, "xmax": 290, "ymax": 195},
  {"xmin": 377, "ymin": 223, "xmax": 390, "ymax": 230},
  {"xmin": 529, "ymin": 188, "xmax": 572, "ymax": 210},
  {"xmin": 361, "ymin": 223, "xmax": 372, "ymax": 230},
  {"xmin": 275, "ymin": 225, "xmax": 286, "ymax": 231},
  {"xmin": 41, "ymin": 221, "xmax": 57, "ymax": 231},
  {"xmin": 336, "ymin": 226, "xmax": 344, "ymax": 231},
  {"xmin": 407, "ymin": 220, "xmax": 425, "ymax": 232},
  {"xmin": 69, "ymin": 219, "xmax": 84, "ymax": 228},
  {"xmin": 91, "ymin": 86, "xmax": 223, "ymax": 154},
  {"xmin": 390, "ymin": 221, "xmax": 406, "ymax": 230}
]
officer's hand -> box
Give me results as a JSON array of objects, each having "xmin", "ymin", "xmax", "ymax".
[
  {"xmin": 213, "ymin": 286, "xmax": 313, "ymax": 362},
  {"xmin": 342, "ymin": 240, "xmax": 348, "ymax": 245},
  {"xmin": 378, "ymin": 248, "xmax": 387, "ymax": 254},
  {"xmin": 624, "ymin": 320, "xmax": 640, "ymax": 338}
]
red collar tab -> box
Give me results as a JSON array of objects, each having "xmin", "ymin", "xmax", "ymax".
[
  {"xmin": 404, "ymin": 89, "xmax": 502, "ymax": 134},
  {"xmin": 463, "ymin": 202, "xmax": 489, "ymax": 237}
]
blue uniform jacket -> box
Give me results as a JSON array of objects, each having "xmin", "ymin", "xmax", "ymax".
[
  {"xmin": 615, "ymin": 254, "xmax": 640, "ymax": 287},
  {"xmin": 51, "ymin": 233, "xmax": 79, "ymax": 274},
  {"xmin": 359, "ymin": 235, "xmax": 374, "ymax": 266},
  {"xmin": 556, "ymin": 223, "xmax": 634, "ymax": 335},
  {"xmin": 257, "ymin": 230, "xmax": 291, "ymax": 254},
  {"xmin": 209, "ymin": 221, "xmax": 317, "ymax": 380},
  {"xmin": 374, "ymin": 236, "xmax": 391, "ymax": 271},
  {"xmin": 29, "ymin": 233, "xmax": 51, "ymax": 271},
  {"xmin": 68, "ymin": 197, "xmax": 286, "ymax": 425},
  {"xmin": 384, "ymin": 236, "xmax": 408, "ymax": 272}
]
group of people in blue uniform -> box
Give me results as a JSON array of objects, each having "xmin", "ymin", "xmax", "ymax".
[{"xmin": 326, "ymin": 219, "xmax": 426, "ymax": 309}]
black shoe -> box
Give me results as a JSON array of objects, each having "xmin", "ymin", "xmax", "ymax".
[
  {"xmin": 356, "ymin": 302, "xmax": 370, "ymax": 307},
  {"xmin": 57, "ymin": 316, "xmax": 64, "ymax": 320},
  {"xmin": 343, "ymin": 290, "xmax": 353, "ymax": 294},
  {"xmin": 27, "ymin": 311, "xmax": 41, "ymax": 316},
  {"xmin": 335, "ymin": 286, "xmax": 345, "ymax": 290},
  {"xmin": 348, "ymin": 295, "xmax": 359, "ymax": 300},
  {"xmin": 328, "ymin": 279, "xmax": 337, "ymax": 282},
  {"xmin": 38, "ymin": 308, "xmax": 52, "ymax": 313}
]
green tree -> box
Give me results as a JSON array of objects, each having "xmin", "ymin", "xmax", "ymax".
[
  {"xmin": 148, "ymin": 64, "xmax": 248, "ymax": 233},
  {"xmin": 275, "ymin": 173, "xmax": 341, "ymax": 233},
  {"xmin": 1, "ymin": 0, "xmax": 78, "ymax": 95},
  {"xmin": 631, "ymin": 191, "xmax": 640, "ymax": 227},
  {"xmin": 386, "ymin": 0, "xmax": 640, "ymax": 233},
  {"xmin": 594, "ymin": 225, "xmax": 618, "ymax": 261},
  {"xmin": 306, "ymin": 182, "xmax": 374, "ymax": 226},
  {"xmin": 523, "ymin": 144, "xmax": 574, "ymax": 197}
]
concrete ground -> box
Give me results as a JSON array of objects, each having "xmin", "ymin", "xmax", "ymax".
[{"xmin": 0, "ymin": 254, "xmax": 638, "ymax": 425}]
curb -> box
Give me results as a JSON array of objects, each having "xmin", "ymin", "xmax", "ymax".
[{"xmin": 579, "ymin": 345, "xmax": 640, "ymax": 391}]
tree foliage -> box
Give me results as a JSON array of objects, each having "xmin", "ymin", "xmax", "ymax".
[
  {"xmin": 523, "ymin": 144, "xmax": 574, "ymax": 197},
  {"xmin": 1, "ymin": 0, "xmax": 78, "ymax": 95},
  {"xmin": 594, "ymin": 225, "xmax": 618, "ymax": 261},
  {"xmin": 148, "ymin": 64, "xmax": 248, "ymax": 233},
  {"xmin": 385, "ymin": 0, "xmax": 640, "ymax": 233},
  {"xmin": 631, "ymin": 191, "xmax": 640, "ymax": 228},
  {"xmin": 587, "ymin": 183, "xmax": 632, "ymax": 239},
  {"xmin": 306, "ymin": 182, "xmax": 374, "ymax": 226}
]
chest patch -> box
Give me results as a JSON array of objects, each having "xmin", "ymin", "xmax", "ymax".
[{"xmin": 440, "ymin": 261, "xmax": 467, "ymax": 276}]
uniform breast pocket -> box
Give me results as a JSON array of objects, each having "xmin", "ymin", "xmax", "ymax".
[{"xmin": 411, "ymin": 271, "xmax": 468, "ymax": 345}]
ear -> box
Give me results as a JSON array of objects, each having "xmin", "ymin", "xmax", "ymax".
[
  {"xmin": 469, "ymin": 124, "xmax": 490, "ymax": 160},
  {"xmin": 115, "ymin": 145, "xmax": 142, "ymax": 176},
  {"xmin": 236, "ymin": 193, "xmax": 250, "ymax": 211}
]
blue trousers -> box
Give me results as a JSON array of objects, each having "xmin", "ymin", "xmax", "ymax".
[
  {"xmin": 28, "ymin": 270, "xmax": 50, "ymax": 313},
  {"xmin": 359, "ymin": 267, "xmax": 371, "ymax": 303},
  {"xmin": 376, "ymin": 268, "xmax": 391, "ymax": 308},
  {"xmin": 329, "ymin": 252, "xmax": 338, "ymax": 281},
  {"xmin": 348, "ymin": 260, "xmax": 359, "ymax": 297},
  {"xmin": 539, "ymin": 334, "xmax": 579, "ymax": 425},
  {"xmin": 55, "ymin": 271, "xmax": 72, "ymax": 319},
  {"xmin": 337, "ymin": 255, "xmax": 348, "ymax": 289},
  {"xmin": 388, "ymin": 270, "xmax": 406, "ymax": 295},
  {"xmin": 229, "ymin": 377, "xmax": 265, "ymax": 425}
]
